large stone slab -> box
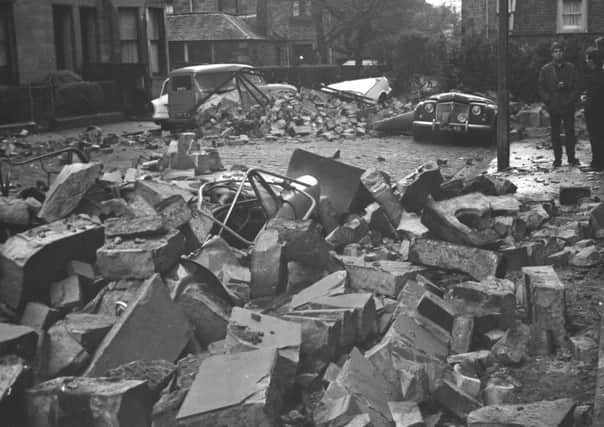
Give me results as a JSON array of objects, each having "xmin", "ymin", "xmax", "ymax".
[
  {"xmin": 25, "ymin": 376, "xmax": 152, "ymax": 427},
  {"xmin": 0, "ymin": 323, "xmax": 38, "ymax": 360},
  {"xmin": 84, "ymin": 274, "xmax": 191, "ymax": 376},
  {"xmin": 250, "ymin": 228, "xmax": 287, "ymax": 299},
  {"xmin": 409, "ymin": 238, "xmax": 505, "ymax": 281},
  {"xmin": 38, "ymin": 162, "xmax": 102, "ymax": 223},
  {"xmin": 467, "ymin": 398, "xmax": 576, "ymax": 426},
  {"xmin": 421, "ymin": 192, "xmax": 497, "ymax": 247},
  {"xmin": 96, "ymin": 230, "xmax": 185, "ymax": 279},
  {"xmin": 287, "ymin": 308, "xmax": 357, "ymax": 349},
  {"xmin": 104, "ymin": 214, "xmax": 165, "ymax": 238},
  {"xmin": 0, "ymin": 215, "xmax": 104, "ymax": 310},
  {"xmin": 290, "ymin": 270, "xmax": 348, "ymax": 310},
  {"xmin": 337, "ymin": 256, "xmax": 427, "ymax": 298},
  {"xmin": 361, "ymin": 168, "xmax": 403, "ymax": 225},
  {"xmin": 176, "ymin": 348, "xmax": 284, "ymax": 427},
  {"xmin": 397, "ymin": 160, "xmax": 443, "ymax": 214},
  {"xmin": 522, "ymin": 266, "xmax": 567, "ymax": 354},
  {"xmin": 266, "ymin": 217, "xmax": 331, "ymax": 268},
  {"xmin": 388, "ymin": 401, "xmax": 424, "ymax": 427}
]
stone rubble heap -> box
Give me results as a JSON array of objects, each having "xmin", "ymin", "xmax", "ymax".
[{"xmin": 0, "ymin": 135, "xmax": 603, "ymax": 427}]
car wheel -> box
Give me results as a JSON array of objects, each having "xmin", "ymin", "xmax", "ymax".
[{"xmin": 412, "ymin": 126, "xmax": 430, "ymax": 142}]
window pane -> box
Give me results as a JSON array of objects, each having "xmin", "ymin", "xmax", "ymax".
[
  {"xmin": 293, "ymin": 1, "xmax": 300, "ymax": 16},
  {"xmin": 148, "ymin": 9, "xmax": 161, "ymax": 40},
  {"xmin": 119, "ymin": 8, "xmax": 138, "ymax": 40},
  {"xmin": 195, "ymin": 72, "xmax": 236, "ymax": 92},
  {"xmin": 121, "ymin": 41, "xmax": 139, "ymax": 63},
  {"xmin": 149, "ymin": 42, "xmax": 159, "ymax": 74},
  {"xmin": 563, "ymin": 0, "xmax": 581, "ymax": 13}
]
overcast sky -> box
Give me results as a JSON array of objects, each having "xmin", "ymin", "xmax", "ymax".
[{"xmin": 426, "ymin": 0, "xmax": 460, "ymax": 8}]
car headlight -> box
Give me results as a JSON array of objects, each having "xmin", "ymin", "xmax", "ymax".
[
  {"xmin": 457, "ymin": 113, "xmax": 468, "ymax": 122},
  {"xmin": 424, "ymin": 103, "xmax": 435, "ymax": 113},
  {"xmin": 471, "ymin": 105, "xmax": 482, "ymax": 116}
]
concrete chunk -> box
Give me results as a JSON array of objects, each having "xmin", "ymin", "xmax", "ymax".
[
  {"xmin": 467, "ymin": 398, "xmax": 576, "ymax": 426},
  {"xmin": 560, "ymin": 184, "xmax": 590, "ymax": 205},
  {"xmin": 96, "ymin": 230, "xmax": 186, "ymax": 279},
  {"xmin": 0, "ymin": 355, "xmax": 30, "ymax": 423},
  {"xmin": 388, "ymin": 401, "xmax": 424, "ymax": 427},
  {"xmin": 522, "ymin": 266, "xmax": 567, "ymax": 354},
  {"xmin": 84, "ymin": 274, "xmax": 191, "ymax": 376},
  {"xmin": 289, "ymin": 308, "xmax": 357, "ymax": 349},
  {"xmin": 0, "ymin": 323, "xmax": 38, "ymax": 360},
  {"xmin": 176, "ymin": 348, "xmax": 284, "ymax": 427},
  {"xmin": 409, "ymin": 238, "xmax": 505, "ymax": 281},
  {"xmin": 326, "ymin": 216, "xmax": 370, "ymax": 249},
  {"xmin": 398, "ymin": 161, "xmax": 443, "ymax": 213},
  {"xmin": 20, "ymin": 303, "xmax": 60, "ymax": 330},
  {"xmin": 47, "ymin": 321, "xmax": 90, "ymax": 377},
  {"xmin": 338, "ymin": 256, "xmax": 427, "ymax": 298},
  {"xmin": 290, "ymin": 270, "xmax": 348, "ymax": 310},
  {"xmin": 0, "ymin": 215, "xmax": 103, "ymax": 310},
  {"xmin": 314, "ymin": 381, "xmax": 363, "ymax": 427},
  {"xmin": 397, "ymin": 210, "xmax": 430, "ymax": 240},
  {"xmin": 266, "ymin": 218, "xmax": 331, "ymax": 267},
  {"xmin": 49, "ymin": 275, "xmax": 83, "ymax": 312},
  {"xmin": 176, "ymin": 283, "xmax": 232, "ymax": 347},
  {"xmin": 434, "ymin": 378, "xmax": 482, "ymax": 420},
  {"xmin": 104, "ymin": 214, "xmax": 165, "ymax": 238},
  {"xmin": 25, "ymin": 376, "xmax": 152, "ymax": 427},
  {"xmin": 63, "ymin": 313, "xmax": 116, "ymax": 353},
  {"xmin": 105, "ymin": 359, "xmax": 176, "ymax": 401},
  {"xmin": 38, "ymin": 162, "xmax": 102, "ymax": 222},
  {"xmin": 361, "ymin": 168, "xmax": 403, "ymax": 225}
]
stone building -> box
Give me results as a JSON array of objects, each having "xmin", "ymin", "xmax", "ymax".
[
  {"xmin": 462, "ymin": 0, "xmax": 604, "ymax": 45},
  {"xmin": 167, "ymin": 0, "xmax": 333, "ymax": 68},
  {"xmin": 0, "ymin": 0, "xmax": 168, "ymax": 97}
]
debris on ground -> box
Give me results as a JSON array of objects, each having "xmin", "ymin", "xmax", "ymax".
[{"xmin": 0, "ymin": 128, "xmax": 602, "ymax": 427}]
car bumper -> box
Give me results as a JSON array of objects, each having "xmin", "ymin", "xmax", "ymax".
[{"xmin": 413, "ymin": 121, "xmax": 492, "ymax": 131}]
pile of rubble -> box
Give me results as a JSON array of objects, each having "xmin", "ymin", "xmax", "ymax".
[
  {"xmin": 0, "ymin": 133, "xmax": 603, "ymax": 427},
  {"xmin": 195, "ymin": 88, "xmax": 412, "ymax": 141}
]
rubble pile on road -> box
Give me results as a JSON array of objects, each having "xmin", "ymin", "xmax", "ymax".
[
  {"xmin": 195, "ymin": 88, "xmax": 412, "ymax": 141},
  {"xmin": 0, "ymin": 136, "xmax": 603, "ymax": 426}
]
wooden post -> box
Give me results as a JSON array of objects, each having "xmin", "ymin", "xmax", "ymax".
[{"xmin": 497, "ymin": 0, "xmax": 510, "ymax": 171}]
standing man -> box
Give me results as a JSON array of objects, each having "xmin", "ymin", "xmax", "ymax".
[
  {"xmin": 596, "ymin": 36, "xmax": 604, "ymax": 69},
  {"xmin": 538, "ymin": 41, "xmax": 581, "ymax": 168},
  {"xmin": 581, "ymin": 47, "xmax": 604, "ymax": 171}
]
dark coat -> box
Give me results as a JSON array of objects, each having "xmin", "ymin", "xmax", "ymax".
[
  {"xmin": 583, "ymin": 67, "xmax": 604, "ymax": 112},
  {"xmin": 538, "ymin": 61, "xmax": 581, "ymax": 114}
]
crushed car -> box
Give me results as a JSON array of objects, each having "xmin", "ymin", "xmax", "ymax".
[
  {"xmin": 412, "ymin": 91, "xmax": 497, "ymax": 142},
  {"xmin": 151, "ymin": 63, "xmax": 297, "ymax": 130},
  {"xmin": 321, "ymin": 76, "xmax": 392, "ymax": 105}
]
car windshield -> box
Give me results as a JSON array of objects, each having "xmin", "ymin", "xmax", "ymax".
[
  {"xmin": 195, "ymin": 72, "xmax": 237, "ymax": 93},
  {"xmin": 171, "ymin": 75, "xmax": 192, "ymax": 91}
]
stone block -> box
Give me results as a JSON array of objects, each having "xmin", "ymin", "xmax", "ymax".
[
  {"xmin": 105, "ymin": 359, "xmax": 176, "ymax": 402},
  {"xmin": 569, "ymin": 245, "xmax": 602, "ymax": 267},
  {"xmin": 63, "ymin": 313, "xmax": 116, "ymax": 353},
  {"xmin": 336, "ymin": 348, "xmax": 401, "ymax": 426},
  {"xmin": 421, "ymin": 192, "xmax": 498, "ymax": 247},
  {"xmin": 20, "ymin": 303, "xmax": 59, "ymax": 330},
  {"xmin": 0, "ymin": 355, "xmax": 31, "ymax": 423},
  {"xmin": 314, "ymin": 381, "xmax": 363, "ymax": 427},
  {"xmin": 439, "ymin": 174, "xmax": 517, "ymax": 200},
  {"xmin": 286, "ymin": 261, "xmax": 325, "ymax": 294},
  {"xmin": 397, "ymin": 210, "xmax": 430, "ymax": 240},
  {"xmin": 361, "ymin": 168, "xmax": 403, "ymax": 225},
  {"xmin": 398, "ymin": 161, "xmax": 443, "ymax": 214},
  {"xmin": 290, "ymin": 270, "xmax": 348, "ymax": 310},
  {"xmin": 446, "ymin": 278, "xmax": 516, "ymax": 331},
  {"xmin": 282, "ymin": 313, "xmax": 340, "ymax": 371},
  {"xmin": 570, "ymin": 335, "xmax": 597, "ymax": 364},
  {"xmin": 364, "ymin": 202, "xmax": 398, "ymax": 238},
  {"xmin": 589, "ymin": 203, "xmax": 604, "ymax": 239},
  {"xmin": 176, "ymin": 348, "xmax": 284, "ymax": 427},
  {"xmin": 433, "ymin": 379, "xmax": 482, "ymax": 420},
  {"xmin": 517, "ymin": 204, "xmax": 550, "ymax": 233},
  {"xmin": 388, "ymin": 401, "xmax": 424, "ymax": 427},
  {"xmin": 49, "ymin": 275, "xmax": 83, "ymax": 312},
  {"xmin": 104, "ymin": 214, "xmax": 165, "ymax": 238},
  {"xmin": 288, "ymin": 308, "xmax": 357, "ymax": 349},
  {"xmin": 250, "ymin": 228, "xmax": 287, "ymax": 299},
  {"xmin": 451, "ymin": 315, "xmax": 475, "ymax": 354},
  {"xmin": 453, "ymin": 363, "xmax": 481, "ymax": 398},
  {"xmin": 176, "ymin": 283, "xmax": 232, "ymax": 347},
  {"xmin": 156, "ymin": 195, "xmax": 192, "ymax": 230},
  {"xmin": 301, "ymin": 293, "xmax": 377, "ymax": 343},
  {"xmin": 0, "ymin": 323, "xmax": 37, "ymax": 360},
  {"xmin": 84, "ymin": 274, "xmax": 191, "ymax": 376},
  {"xmin": 409, "ymin": 238, "xmax": 505, "ymax": 281},
  {"xmin": 225, "ymin": 307, "xmax": 301, "ymax": 379},
  {"xmin": 560, "ymin": 184, "xmax": 591, "ymax": 205},
  {"xmin": 65, "ymin": 260, "xmax": 95, "ymax": 283},
  {"xmin": 134, "ymin": 179, "xmax": 194, "ymax": 207},
  {"xmin": 266, "ymin": 218, "xmax": 331, "ymax": 267},
  {"xmin": 499, "ymin": 244, "xmax": 529, "ymax": 271},
  {"xmin": 96, "ymin": 230, "xmax": 185, "ymax": 280},
  {"xmin": 326, "ymin": 216, "xmax": 370, "ymax": 249},
  {"xmin": 447, "ymin": 350, "xmax": 493, "ymax": 371},
  {"xmin": 47, "ymin": 321, "xmax": 89, "ymax": 377},
  {"xmin": 467, "ymin": 398, "xmax": 576, "ymax": 426},
  {"xmin": 38, "ymin": 162, "xmax": 102, "ymax": 222},
  {"xmin": 0, "ymin": 215, "xmax": 103, "ymax": 310},
  {"xmin": 416, "ymin": 291, "xmax": 455, "ymax": 335},
  {"xmin": 522, "ymin": 266, "xmax": 567, "ymax": 355},
  {"xmin": 388, "ymin": 310, "xmax": 450, "ymax": 362},
  {"xmin": 25, "ymin": 376, "xmax": 152, "ymax": 427},
  {"xmin": 338, "ymin": 256, "xmax": 427, "ymax": 298}
]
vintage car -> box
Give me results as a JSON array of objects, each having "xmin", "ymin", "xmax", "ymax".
[
  {"xmin": 322, "ymin": 76, "xmax": 392, "ymax": 105},
  {"xmin": 151, "ymin": 63, "xmax": 297, "ymax": 130},
  {"xmin": 412, "ymin": 92, "xmax": 497, "ymax": 142}
]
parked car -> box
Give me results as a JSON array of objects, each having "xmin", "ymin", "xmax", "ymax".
[
  {"xmin": 322, "ymin": 76, "xmax": 392, "ymax": 105},
  {"xmin": 412, "ymin": 92, "xmax": 497, "ymax": 142},
  {"xmin": 151, "ymin": 63, "xmax": 297, "ymax": 130}
]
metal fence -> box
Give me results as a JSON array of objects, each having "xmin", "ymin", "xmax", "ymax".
[{"xmin": 0, "ymin": 80, "xmax": 122, "ymax": 126}]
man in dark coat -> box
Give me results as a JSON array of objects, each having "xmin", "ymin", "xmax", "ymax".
[
  {"xmin": 581, "ymin": 47, "xmax": 604, "ymax": 171},
  {"xmin": 538, "ymin": 41, "xmax": 581, "ymax": 168}
]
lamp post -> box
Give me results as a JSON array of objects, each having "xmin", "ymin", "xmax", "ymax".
[{"xmin": 497, "ymin": 0, "xmax": 510, "ymax": 171}]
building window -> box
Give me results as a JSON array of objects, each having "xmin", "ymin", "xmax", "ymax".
[
  {"xmin": 119, "ymin": 8, "xmax": 140, "ymax": 63},
  {"xmin": 292, "ymin": 0, "xmax": 311, "ymax": 17},
  {"xmin": 148, "ymin": 8, "xmax": 165, "ymax": 75},
  {"xmin": 0, "ymin": 3, "xmax": 15, "ymax": 84},
  {"xmin": 557, "ymin": 0, "xmax": 587, "ymax": 33},
  {"xmin": 80, "ymin": 7, "xmax": 98, "ymax": 64},
  {"xmin": 53, "ymin": 5, "xmax": 76, "ymax": 70},
  {"xmin": 218, "ymin": 0, "xmax": 238, "ymax": 14}
]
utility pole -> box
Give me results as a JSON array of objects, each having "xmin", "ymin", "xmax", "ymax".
[{"xmin": 497, "ymin": 0, "xmax": 510, "ymax": 170}]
